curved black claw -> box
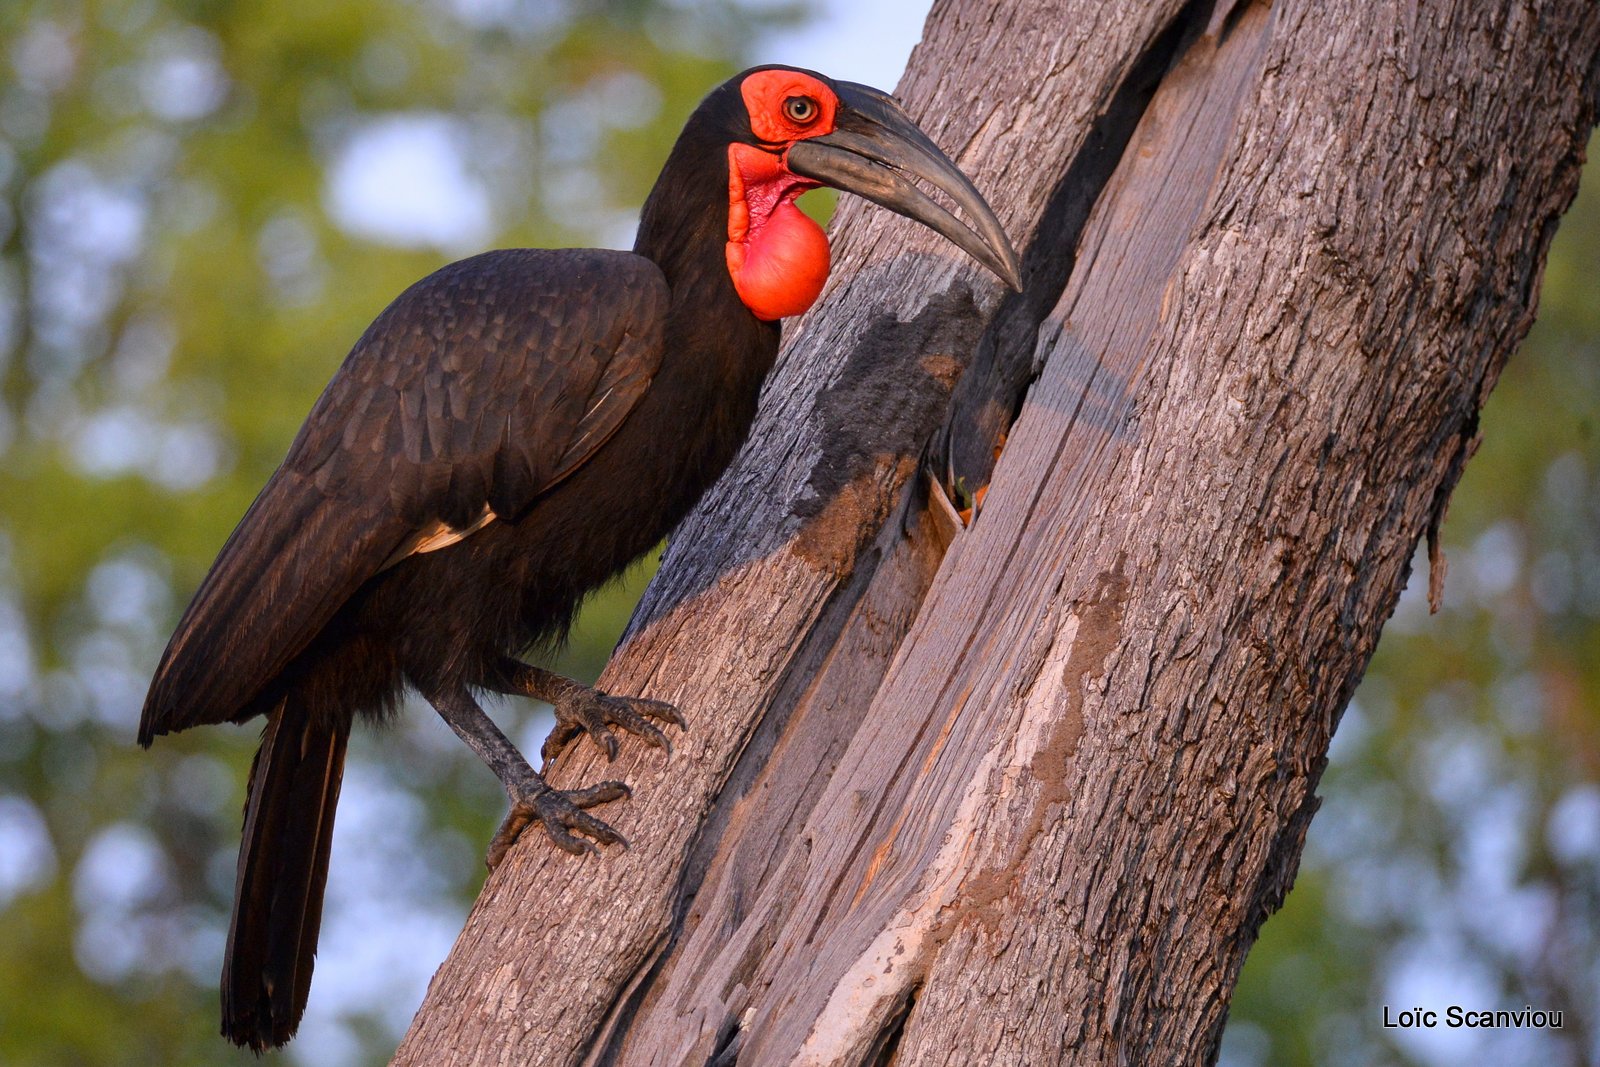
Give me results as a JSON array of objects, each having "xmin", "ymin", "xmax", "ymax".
[
  {"xmin": 542, "ymin": 690, "xmax": 686, "ymax": 767},
  {"xmin": 486, "ymin": 780, "xmax": 631, "ymax": 870}
]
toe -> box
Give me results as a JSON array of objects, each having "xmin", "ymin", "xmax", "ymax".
[
  {"xmin": 635, "ymin": 699, "xmax": 687, "ymax": 730},
  {"xmin": 486, "ymin": 805, "xmax": 536, "ymax": 871},
  {"xmin": 545, "ymin": 822, "xmax": 600, "ymax": 856},
  {"xmin": 603, "ymin": 697, "xmax": 675, "ymax": 754},
  {"xmin": 566, "ymin": 807, "xmax": 628, "ymax": 850},
  {"xmin": 621, "ymin": 710, "xmax": 672, "ymax": 753},
  {"xmin": 542, "ymin": 719, "xmax": 620, "ymax": 765},
  {"xmin": 566, "ymin": 780, "xmax": 630, "ymax": 807},
  {"xmin": 587, "ymin": 724, "xmax": 621, "ymax": 761},
  {"xmin": 513, "ymin": 783, "xmax": 632, "ymax": 858},
  {"xmin": 540, "ymin": 721, "xmax": 583, "ymax": 766}
]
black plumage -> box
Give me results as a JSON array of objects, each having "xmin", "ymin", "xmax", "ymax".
[{"xmin": 139, "ymin": 66, "xmax": 1020, "ymax": 1051}]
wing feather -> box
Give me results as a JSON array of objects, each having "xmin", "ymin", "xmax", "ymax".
[{"xmin": 140, "ymin": 248, "xmax": 669, "ymax": 741}]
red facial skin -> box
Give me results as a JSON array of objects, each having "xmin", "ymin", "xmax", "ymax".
[{"xmin": 726, "ymin": 71, "xmax": 839, "ymax": 321}]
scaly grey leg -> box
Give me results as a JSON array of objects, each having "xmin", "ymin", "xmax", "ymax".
[{"xmin": 423, "ymin": 682, "xmax": 629, "ymax": 868}]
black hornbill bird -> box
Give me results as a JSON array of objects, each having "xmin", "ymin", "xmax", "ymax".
[{"xmin": 139, "ymin": 65, "xmax": 1020, "ymax": 1050}]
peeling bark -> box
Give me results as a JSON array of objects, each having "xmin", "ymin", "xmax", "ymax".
[{"xmin": 393, "ymin": 1, "xmax": 1600, "ymax": 1064}]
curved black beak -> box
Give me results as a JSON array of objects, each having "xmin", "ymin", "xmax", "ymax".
[{"xmin": 786, "ymin": 82, "xmax": 1023, "ymax": 291}]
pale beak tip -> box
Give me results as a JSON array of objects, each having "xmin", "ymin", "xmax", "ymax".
[{"xmin": 1001, "ymin": 256, "xmax": 1024, "ymax": 292}]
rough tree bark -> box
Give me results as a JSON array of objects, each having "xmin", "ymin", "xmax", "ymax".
[{"xmin": 393, "ymin": 1, "xmax": 1600, "ymax": 1064}]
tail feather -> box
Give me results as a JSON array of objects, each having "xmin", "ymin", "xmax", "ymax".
[{"xmin": 222, "ymin": 698, "xmax": 350, "ymax": 1050}]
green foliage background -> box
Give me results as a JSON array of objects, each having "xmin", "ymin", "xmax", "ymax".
[
  {"xmin": 0, "ymin": 1, "xmax": 794, "ymax": 1063},
  {"xmin": 0, "ymin": 2, "xmax": 1592, "ymax": 1065}
]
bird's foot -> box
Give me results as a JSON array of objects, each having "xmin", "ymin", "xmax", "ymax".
[
  {"xmin": 486, "ymin": 775, "xmax": 631, "ymax": 870},
  {"xmin": 540, "ymin": 681, "xmax": 685, "ymax": 767}
]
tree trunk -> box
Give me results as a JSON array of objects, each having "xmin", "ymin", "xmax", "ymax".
[{"xmin": 393, "ymin": 1, "xmax": 1600, "ymax": 1064}]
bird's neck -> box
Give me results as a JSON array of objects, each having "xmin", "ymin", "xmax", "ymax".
[
  {"xmin": 633, "ymin": 112, "xmax": 782, "ymax": 433},
  {"xmin": 635, "ymin": 108, "xmax": 729, "ymax": 287}
]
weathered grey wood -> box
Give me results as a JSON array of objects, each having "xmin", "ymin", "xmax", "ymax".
[{"xmin": 393, "ymin": 0, "xmax": 1600, "ymax": 1063}]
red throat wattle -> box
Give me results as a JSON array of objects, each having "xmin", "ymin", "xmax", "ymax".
[{"xmin": 725, "ymin": 143, "xmax": 828, "ymax": 321}]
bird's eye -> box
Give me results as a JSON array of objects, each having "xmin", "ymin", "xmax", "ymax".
[{"xmin": 783, "ymin": 96, "xmax": 819, "ymax": 125}]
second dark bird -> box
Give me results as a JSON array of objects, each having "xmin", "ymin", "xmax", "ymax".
[{"xmin": 138, "ymin": 65, "xmax": 1021, "ymax": 1050}]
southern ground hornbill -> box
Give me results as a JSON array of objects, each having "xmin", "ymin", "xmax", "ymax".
[{"xmin": 139, "ymin": 65, "xmax": 1020, "ymax": 1050}]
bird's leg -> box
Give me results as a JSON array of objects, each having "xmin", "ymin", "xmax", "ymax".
[
  {"xmin": 487, "ymin": 657, "xmax": 685, "ymax": 768},
  {"xmin": 424, "ymin": 683, "xmax": 629, "ymax": 868}
]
